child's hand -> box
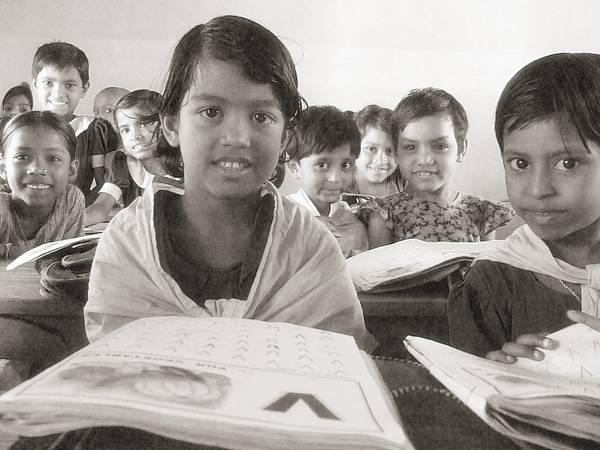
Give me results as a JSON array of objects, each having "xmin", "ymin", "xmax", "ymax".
[
  {"xmin": 567, "ymin": 310, "xmax": 600, "ymax": 332},
  {"xmin": 485, "ymin": 333, "xmax": 557, "ymax": 364}
]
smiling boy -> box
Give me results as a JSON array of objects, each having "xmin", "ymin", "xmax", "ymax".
[
  {"xmin": 32, "ymin": 42, "xmax": 110, "ymax": 202},
  {"xmin": 286, "ymin": 105, "xmax": 368, "ymax": 257}
]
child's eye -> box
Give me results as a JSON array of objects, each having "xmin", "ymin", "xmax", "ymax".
[
  {"xmin": 385, "ymin": 148, "xmax": 394, "ymax": 156},
  {"xmin": 316, "ymin": 162, "xmax": 329, "ymax": 169},
  {"xmin": 104, "ymin": 108, "xmax": 112, "ymax": 114},
  {"xmin": 199, "ymin": 108, "xmax": 221, "ymax": 119},
  {"xmin": 13, "ymin": 154, "xmax": 28, "ymax": 161},
  {"xmin": 554, "ymin": 158, "xmax": 578, "ymax": 171},
  {"xmin": 41, "ymin": 80, "xmax": 53, "ymax": 87},
  {"xmin": 342, "ymin": 161, "xmax": 355, "ymax": 170},
  {"xmin": 508, "ymin": 158, "xmax": 529, "ymax": 170},
  {"xmin": 362, "ymin": 146, "xmax": 376, "ymax": 153},
  {"xmin": 119, "ymin": 127, "xmax": 130, "ymax": 135},
  {"xmin": 48, "ymin": 155, "xmax": 62, "ymax": 163},
  {"xmin": 402, "ymin": 145, "xmax": 416, "ymax": 152},
  {"xmin": 253, "ymin": 112, "xmax": 275, "ymax": 124},
  {"xmin": 433, "ymin": 143, "xmax": 449, "ymax": 151},
  {"xmin": 65, "ymin": 83, "xmax": 77, "ymax": 90}
]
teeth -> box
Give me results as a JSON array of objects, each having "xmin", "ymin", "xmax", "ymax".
[
  {"xmin": 49, "ymin": 100, "xmax": 67, "ymax": 106},
  {"xmin": 219, "ymin": 161, "xmax": 248, "ymax": 169},
  {"xmin": 25, "ymin": 184, "xmax": 50, "ymax": 190}
]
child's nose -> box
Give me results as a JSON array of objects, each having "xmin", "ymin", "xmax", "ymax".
[
  {"xmin": 52, "ymin": 83, "xmax": 66, "ymax": 98},
  {"xmin": 26, "ymin": 158, "xmax": 49, "ymax": 175},
  {"xmin": 222, "ymin": 116, "xmax": 251, "ymax": 148},
  {"xmin": 327, "ymin": 167, "xmax": 342, "ymax": 183},
  {"xmin": 373, "ymin": 149, "xmax": 388, "ymax": 164},
  {"xmin": 528, "ymin": 168, "xmax": 555, "ymax": 198},
  {"xmin": 416, "ymin": 148, "xmax": 434, "ymax": 165}
]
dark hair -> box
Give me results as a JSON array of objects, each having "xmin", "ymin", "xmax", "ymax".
[
  {"xmin": 354, "ymin": 105, "xmax": 393, "ymax": 138},
  {"xmin": 495, "ymin": 53, "xmax": 600, "ymax": 152},
  {"xmin": 1, "ymin": 111, "xmax": 77, "ymax": 160},
  {"xmin": 32, "ymin": 42, "xmax": 90, "ymax": 86},
  {"xmin": 115, "ymin": 89, "xmax": 183, "ymax": 178},
  {"xmin": 286, "ymin": 105, "xmax": 361, "ymax": 161},
  {"xmin": 159, "ymin": 16, "xmax": 304, "ymax": 179},
  {"xmin": 391, "ymin": 88, "xmax": 469, "ymax": 146},
  {"xmin": 2, "ymin": 82, "xmax": 33, "ymax": 109}
]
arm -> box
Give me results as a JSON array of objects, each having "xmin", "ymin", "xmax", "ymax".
[
  {"xmin": 92, "ymin": 166, "xmax": 105, "ymax": 191},
  {"xmin": 84, "ymin": 192, "xmax": 117, "ymax": 227},
  {"xmin": 367, "ymin": 213, "xmax": 392, "ymax": 249}
]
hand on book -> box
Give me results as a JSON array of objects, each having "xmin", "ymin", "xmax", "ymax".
[
  {"xmin": 567, "ymin": 310, "xmax": 600, "ymax": 332},
  {"xmin": 485, "ymin": 332, "xmax": 558, "ymax": 364}
]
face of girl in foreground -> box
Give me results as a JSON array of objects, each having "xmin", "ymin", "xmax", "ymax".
[
  {"xmin": 4, "ymin": 126, "xmax": 75, "ymax": 209},
  {"xmin": 503, "ymin": 117, "xmax": 600, "ymax": 242},
  {"xmin": 162, "ymin": 59, "xmax": 286, "ymax": 202}
]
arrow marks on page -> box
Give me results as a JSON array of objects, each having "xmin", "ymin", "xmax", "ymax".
[{"xmin": 264, "ymin": 393, "xmax": 339, "ymax": 420}]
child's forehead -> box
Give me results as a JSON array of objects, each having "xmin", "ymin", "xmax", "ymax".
[
  {"xmin": 5, "ymin": 126, "xmax": 70, "ymax": 152},
  {"xmin": 37, "ymin": 64, "xmax": 83, "ymax": 82}
]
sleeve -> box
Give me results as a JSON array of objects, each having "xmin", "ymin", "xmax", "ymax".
[
  {"xmin": 479, "ymin": 199, "xmax": 516, "ymax": 235},
  {"xmin": 447, "ymin": 260, "xmax": 511, "ymax": 357},
  {"xmin": 356, "ymin": 198, "xmax": 391, "ymax": 229},
  {"xmin": 103, "ymin": 151, "xmax": 132, "ymax": 193},
  {"xmin": 62, "ymin": 185, "xmax": 85, "ymax": 239}
]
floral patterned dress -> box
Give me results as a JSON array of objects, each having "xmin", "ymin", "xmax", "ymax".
[{"xmin": 358, "ymin": 191, "xmax": 515, "ymax": 242}]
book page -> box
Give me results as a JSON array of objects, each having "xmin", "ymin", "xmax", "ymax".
[
  {"xmin": 0, "ymin": 317, "xmax": 411, "ymax": 450},
  {"xmin": 347, "ymin": 239, "xmax": 503, "ymax": 292},
  {"xmin": 404, "ymin": 324, "xmax": 600, "ymax": 423}
]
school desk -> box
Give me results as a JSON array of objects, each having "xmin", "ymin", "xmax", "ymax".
[
  {"xmin": 0, "ymin": 260, "xmax": 88, "ymax": 374},
  {"xmin": 8, "ymin": 357, "xmax": 521, "ymax": 450},
  {"xmin": 359, "ymin": 279, "xmax": 449, "ymax": 359}
]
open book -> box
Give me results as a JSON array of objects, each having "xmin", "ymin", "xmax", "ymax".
[
  {"xmin": 404, "ymin": 324, "xmax": 600, "ymax": 449},
  {"xmin": 347, "ymin": 239, "xmax": 503, "ymax": 292},
  {"xmin": 0, "ymin": 316, "xmax": 413, "ymax": 450},
  {"xmin": 6, "ymin": 234, "xmax": 101, "ymax": 271}
]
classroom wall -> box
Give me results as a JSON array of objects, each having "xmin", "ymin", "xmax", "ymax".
[{"xmin": 2, "ymin": 0, "xmax": 600, "ymax": 200}]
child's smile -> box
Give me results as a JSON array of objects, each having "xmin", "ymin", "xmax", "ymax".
[
  {"xmin": 503, "ymin": 117, "xmax": 600, "ymax": 242},
  {"xmin": 5, "ymin": 126, "xmax": 75, "ymax": 210}
]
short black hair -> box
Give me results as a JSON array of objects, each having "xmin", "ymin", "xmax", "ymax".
[
  {"xmin": 354, "ymin": 104, "xmax": 393, "ymax": 138},
  {"xmin": 286, "ymin": 105, "xmax": 361, "ymax": 161},
  {"xmin": 495, "ymin": 52, "xmax": 600, "ymax": 152},
  {"xmin": 391, "ymin": 88, "xmax": 469, "ymax": 147},
  {"xmin": 32, "ymin": 42, "xmax": 90, "ymax": 85}
]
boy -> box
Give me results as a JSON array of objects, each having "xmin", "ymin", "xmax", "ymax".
[
  {"xmin": 286, "ymin": 105, "xmax": 368, "ymax": 257},
  {"xmin": 32, "ymin": 42, "xmax": 115, "ymax": 203},
  {"xmin": 93, "ymin": 87, "xmax": 129, "ymax": 132}
]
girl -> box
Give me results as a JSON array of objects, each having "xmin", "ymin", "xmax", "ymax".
[
  {"xmin": 1, "ymin": 82, "xmax": 33, "ymax": 118},
  {"xmin": 344, "ymin": 105, "xmax": 404, "ymax": 208},
  {"xmin": 84, "ymin": 89, "xmax": 180, "ymax": 226},
  {"xmin": 0, "ymin": 111, "xmax": 84, "ymax": 258},
  {"xmin": 448, "ymin": 53, "xmax": 600, "ymax": 362},
  {"xmin": 85, "ymin": 16, "xmax": 370, "ymax": 349},
  {"xmin": 360, "ymin": 88, "xmax": 514, "ymax": 247}
]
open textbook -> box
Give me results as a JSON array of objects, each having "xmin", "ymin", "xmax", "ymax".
[
  {"xmin": 347, "ymin": 239, "xmax": 503, "ymax": 292},
  {"xmin": 405, "ymin": 324, "xmax": 600, "ymax": 450},
  {"xmin": 0, "ymin": 317, "xmax": 413, "ymax": 450},
  {"xmin": 6, "ymin": 234, "xmax": 101, "ymax": 271}
]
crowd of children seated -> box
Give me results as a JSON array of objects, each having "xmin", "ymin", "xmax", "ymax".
[{"xmin": 1, "ymin": 16, "xmax": 600, "ymax": 427}]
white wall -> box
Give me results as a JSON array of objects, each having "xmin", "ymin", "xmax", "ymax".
[{"xmin": 2, "ymin": 0, "xmax": 600, "ymax": 199}]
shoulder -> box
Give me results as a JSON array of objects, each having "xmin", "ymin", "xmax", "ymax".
[{"xmin": 70, "ymin": 115, "xmax": 95, "ymax": 136}]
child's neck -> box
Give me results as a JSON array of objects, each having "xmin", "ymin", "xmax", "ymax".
[
  {"xmin": 405, "ymin": 184, "xmax": 456, "ymax": 204},
  {"xmin": 174, "ymin": 192, "xmax": 261, "ymax": 269},
  {"xmin": 354, "ymin": 173, "xmax": 394, "ymax": 197},
  {"xmin": 544, "ymin": 220, "xmax": 600, "ymax": 268},
  {"xmin": 140, "ymin": 158, "xmax": 166, "ymax": 176},
  {"xmin": 10, "ymin": 198, "xmax": 53, "ymax": 240}
]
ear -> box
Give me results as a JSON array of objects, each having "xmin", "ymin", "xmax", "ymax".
[
  {"xmin": 80, "ymin": 82, "xmax": 90, "ymax": 98},
  {"xmin": 69, "ymin": 159, "xmax": 79, "ymax": 181},
  {"xmin": 286, "ymin": 159, "xmax": 302, "ymax": 179},
  {"xmin": 32, "ymin": 78, "xmax": 38, "ymax": 90},
  {"xmin": 160, "ymin": 113, "xmax": 180, "ymax": 147},
  {"xmin": 457, "ymin": 138, "xmax": 468, "ymax": 163}
]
